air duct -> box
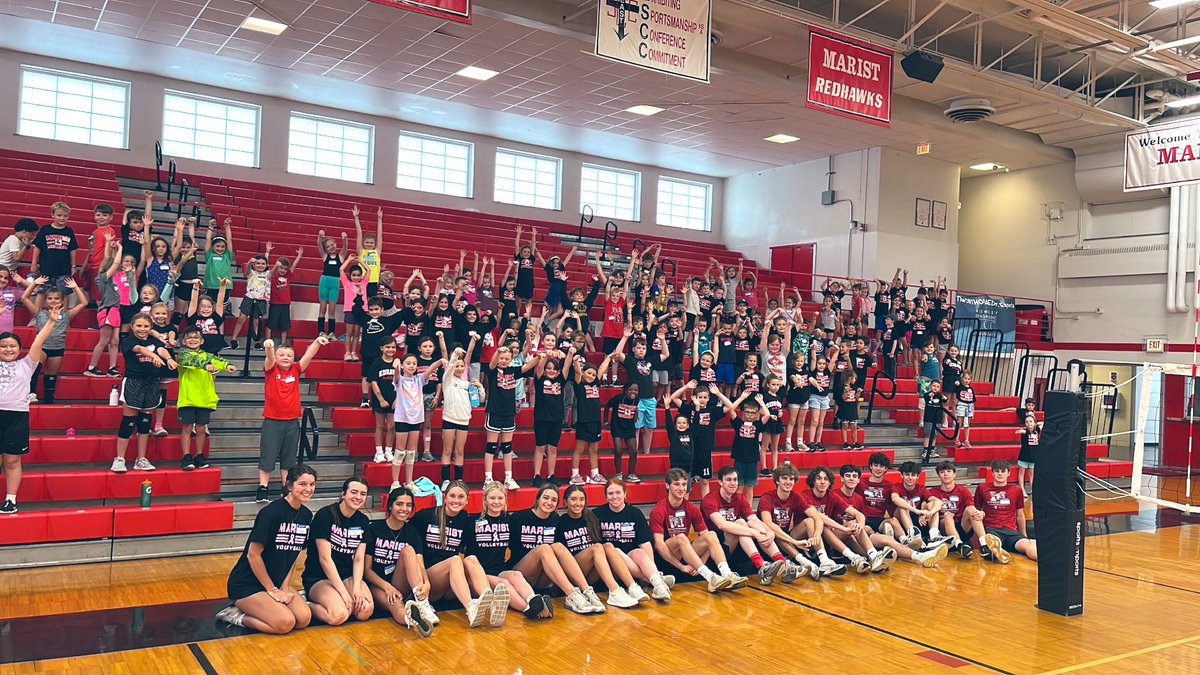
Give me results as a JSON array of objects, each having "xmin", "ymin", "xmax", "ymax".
[{"xmin": 1075, "ymin": 150, "xmax": 1167, "ymax": 205}]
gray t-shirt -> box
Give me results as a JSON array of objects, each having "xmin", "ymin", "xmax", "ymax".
[
  {"xmin": 0, "ymin": 356, "xmax": 37, "ymax": 412},
  {"xmin": 34, "ymin": 310, "xmax": 69, "ymax": 350},
  {"xmin": 0, "ymin": 235, "xmax": 25, "ymax": 271}
]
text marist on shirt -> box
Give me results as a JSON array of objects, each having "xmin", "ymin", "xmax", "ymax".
[
  {"xmin": 519, "ymin": 522, "xmax": 555, "ymax": 548},
  {"xmin": 473, "ymin": 519, "xmax": 510, "ymax": 548},
  {"xmin": 274, "ymin": 522, "xmax": 310, "ymax": 552},
  {"xmin": 599, "ymin": 520, "xmax": 637, "ymax": 545},
  {"xmin": 328, "ymin": 521, "xmax": 365, "ymax": 556},
  {"xmin": 373, "ymin": 535, "xmax": 409, "ymax": 567},
  {"xmin": 559, "ymin": 523, "xmax": 591, "ymax": 552},
  {"xmin": 425, "ymin": 523, "xmax": 464, "ymax": 552}
]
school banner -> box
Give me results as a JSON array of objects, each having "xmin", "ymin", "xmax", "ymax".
[
  {"xmin": 954, "ymin": 294, "xmax": 1015, "ymax": 352},
  {"xmin": 806, "ymin": 28, "xmax": 892, "ymax": 127},
  {"xmin": 1124, "ymin": 119, "xmax": 1200, "ymax": 191},
  {"xmin": 366, "ymin": 0, "xmax": 471, "ymax": 24},
  {"xmin": 595, "ymin": 0, "xmax": 712, "ymax": 83}
]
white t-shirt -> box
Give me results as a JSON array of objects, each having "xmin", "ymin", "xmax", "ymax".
[
  {"xmin": 0, "ymin": 235, "xmax": 25, "ymax": 271},
  {"xmin": 0, "ymin": 356, "xmax": 37, "ymax": 412}
]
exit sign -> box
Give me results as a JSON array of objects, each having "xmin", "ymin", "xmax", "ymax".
[
  {"xmin": 916, "ymin": 142, "xmax": 932, "ymax": 155},
  {"xmin": 1145, "ymin": 337, "xmax": 1166, "ymax": 353}
]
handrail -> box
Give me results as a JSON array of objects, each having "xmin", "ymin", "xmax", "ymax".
[
  {"xmin": 239, "ymin": 301, "xmax": 262, "ymax": 378},
  {"xmin": 603, "ymin": 220, "xmax": 619, "ymax": 255},
  {"xmin": 661, "ymin": 258, "xmax": 677, "ymax": 285},
  {"xmin": 631, "ymin": 237, "xmax": 646, "ymax": 254},
  {"xmin": 166, "ymin": 159, "xmax": 177, "ymax": 201},
  {"xmin": 154, "ymin": 141, "xmax": 164, "ymax": 190},
  {"xmin": 577, "ymin": 205, "xmax": 593, "ymax": 243},
  {"xmin": 299, "ymin": 406, "xmax": 320, "ymax": 462},
  {"xmin": 863, "ymin": 369, "xmax": 897, "ymax": 426},
  {"xmin": 177, "ymin": 179, "xmax": 189, "ymax": 219}
]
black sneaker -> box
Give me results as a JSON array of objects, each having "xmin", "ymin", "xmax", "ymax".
[
  {"xmin": 852, "ymin": 443, "xmax": 864, "ymax": 450},
  {"xmin": 0, "ymin": 499, "xmax": 16, "ymax": 514},
  {"xmin": 230, "ymin": 339, "xmax": 239, "ymax": 350},
  {"xmin": 759, "ymin": 468, "xmax": 771, "ymax": 477},
  {"xmin": 106, "ymin": 367, "xmax": 121, "ymax": 377},
  {"xmin": 957, "ymin": 542, "xmax": 974, "ymax": 560},
  {"xmin": 523, "ymin": 594, "xmax": 545, "ymax": 620},
  {"xmin": 194, "ymin": 454, "xmax": 210, "ymax": 469},
  {"xmin": 255, "ymin": 485, "xmax": 270, "ymax": 503},
  {"xmin": 84, "ymin": 367, "xmax": 105, "ymax": 378},
  {"xmin": 979, "ymin": 545, "xmax": 994, "ymax": 562},
  {"xmin": 548, "ymin": 475, "xmax": 562, "ymax": 487},
  {"xmin": 539, "ymin": 594, "xmax": 554, "ymax": 618},
  {"xmin": 180, "ymin": 453, "xmax": 195, "ymax": 471},
  {"xmin": 530, "ymin": 474, "xmax": 543, "ymax": 487}
]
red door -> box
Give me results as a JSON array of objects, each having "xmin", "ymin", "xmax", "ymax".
[{"xmin": 770, "ymin": 243, "xmax": 816, "ymax": 294}]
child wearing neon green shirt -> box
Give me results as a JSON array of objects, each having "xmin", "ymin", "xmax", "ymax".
[
  {"xmin": 176, "ymin": 326, "xmax": 237, "ymax": 470},
  {"xmin": 353, "ymin": 203, "xmax": 384, "ymax": 296}
]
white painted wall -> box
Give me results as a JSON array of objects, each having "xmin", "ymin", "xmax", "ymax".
[
  {"xmin": 873, "ymin": 148, "xmax": 960, "ymax": 288},
  {"xmin": 0, "ymin": 49, "xmax": 724, "ymax": 243}
]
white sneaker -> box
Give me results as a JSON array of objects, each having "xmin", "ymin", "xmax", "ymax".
[
  {"xmin": 214, "ymin": 605, "xmax": 246, "ymax": 626},
  {"xmin": 649, "ymin": 575, "xmax": 671, "ymax": 601},
  {"xmin": 850, "ymin": 554, "xmax": 872, "ymax": 574},
  {"xmin": 586, "ymin": 472, "xmax": 606, "ymax": 485},
  {"xmin": 818, "ymin": 560, "xmax": 847, "ymax": 577},
  {"xmin": 606, "ymin": 587, "xmax": 638, "ymax": 609},
  {"xmin": 915, "ymin": 542, "xmax": 950, "ymax": 568},
  {"xmin": 384, "ymin": 449, "xmax": 395, "ymax": 463},
  {"xmin": 489, "ymin": 582, "xmax": 510, "ymax": 627},
  {"xmin": 802, "ymin": 558, "xmax": 823, "ymax": 581},
  {"xmin": 390, "ymin": 481, "xmax": 401, "ymax": 490},
  {"xmin": 502, "ymin": 477, "xmax": 520, "ymax": 491},
  {"xmin": 796, "ymin": 441, "xmax": 809, "ymax": 451},
  {"xmin": 373, "ymin": 449, "xmax": 386, "ymax": 463},
  {"xmin": 583, "ymin": 587, "xmax": 606, "ymax": 613},
  {"xmin": 565, "ymin": 588, "xmax": 593, "ymax": 614},
  {"xmin": 466, "ymin": 598, "xmax": 484, "ymax": 628},
  {"xmin": 133, "ymin": 457, "xmax": 156, "ymax": 471},
  {"xmin": 417, "ymin": 598, "xmax": 440, "ymax": 625},
  {"xmin": 110, "ymin": 457, "xmax": 128, "ymax": 473},
  {"xmin": 627, "ymin": 583, "xmax": 650, "ymax": 603},
  {"xmin": 881, "ymin": 521, "xmax": 895, "ymax": 539},
  {"xmin": 661, "ymin": 574, "xmax": 675, "ymax": 588},
  {"xmin": 908, "ymin": 532, "xmax": 926, "ymax": 550},
  {"xmin": 403, "ymin": 600, "xmax": 433, "ymax": 637},
  {"xmin": 569, "ymin": 474, "xmax": 585, "ymax": 485},
  {"xmin": 723, "ymin": 573, "xmax": 748, "ymax": 590},
  {"xmin": 440, "ymin": 480, "xmax": 450, "ymax": 492}
]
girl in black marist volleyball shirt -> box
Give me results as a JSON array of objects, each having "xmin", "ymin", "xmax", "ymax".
[
  {"xmin": 301, "ymin": 478, "xmax": 373, "ymax": 626},
  {"xmin": 506, "ymin": 485, "xmax": 606, "ymax": 615},
  {"xmin": 409, "ymin": 481, "xmax": 496, "ymax": 628},
  {"xmin": 364, "ymin": 486, "xmax": 435, "ymax": 637},
  {"xmin": 218, "ymin": 465, "xmax": 317, "ymax": 634},
  {"xmin": 466, "ymin": 483, "xmax": 554, "ymax": 620}
]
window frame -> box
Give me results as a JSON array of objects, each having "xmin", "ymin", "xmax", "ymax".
[
  {"xmin": 160, "ymin": 89, "xmax": 262, "ymax": 168},
  {"xmin": 17, "ymin": 65, "xmax": 131, "ymax": 149},
  {"xmin": 395, "ymin": 131, "xmax": 475, "ymax": 199},
  {"xmin": 656, "ymin": 176, "xmax": 713, "ymax": 232},
  {"xmin": 580, "ymin": 163, "xmax": 641, "ymax": 222},
  {"xmin": 493, "ymin": 148, "xmax": 563, "ymax": 211},
  {"xmin": 287, "ymin": 111, "xmax": 375, "ymax": 184}
]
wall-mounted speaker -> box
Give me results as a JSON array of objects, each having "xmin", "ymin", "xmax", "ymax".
[{"xmin": 901, "ymin": 50, "xmax": 944, "ymax": 84}]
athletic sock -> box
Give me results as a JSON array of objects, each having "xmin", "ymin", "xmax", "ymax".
[
  {"xmin": 484, "ymin": 471, "xmax": 493, "ymax": 483},
  {"xmin": 865, "ymin": 544, "xmax": 878, "ymax": 555},
  {"xmin": 697, "ymin": 566, "xmax": 716, "ymax": 582},
  {"xmin": 316, "ymin": 317, "xmax": 326, "ymax": 333},
  {"xmin": 771, "ymin": 552, "xmax": 785, "ymax": 563},
  {"xmin": 504, "ymin": 471, "xmax": 513, "ymax": 482},
  {"xmin": 929, "ymin": 526, "xmax": 941, "ymax": 539},
  {"xmin": 839, "ymin": 546, "xmax": 853, "ymax": 557},
  {"xmin": 794, "ymin": 553, "xmax": 809, "ymax": 566},
  {"xmin": 590, "ymin": 468, "xmax": 601, "ymax": 476},
  {"xmin": 440, "ymin": 465, "xmax": 451, "ymax": 482},
  {"xmin": 818, "ymin": 550, "xmax": 835, "ymax": 565},
  {"xmin": 717, "ymin": 561, "xmax": 733, "ymax": 576},
  {"xmin": 571, "ymin": 469, "xmax": 580, "ymax": 478},
  {"xmin": 376, "ymin": 445, "xmax": 383, "ymax": 456},
  {"xmin": 424, "ymin": 435, "xmax": 432, "ymax": 453},
  {"xmin": 750, "ymin": 553, "xmax": 764, "ymax": 569},
  {"xmin": 5, "ymin": 494, "xmax": 14, "ymax": 503},
  {"xmin": 328, "ymin": 319, "xmax": 336, "ymax": 334}
]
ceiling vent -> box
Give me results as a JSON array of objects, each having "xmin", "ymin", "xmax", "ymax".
[{"xmin": 944, "ymin": 98, "xmax": 996, "ymax": 123}]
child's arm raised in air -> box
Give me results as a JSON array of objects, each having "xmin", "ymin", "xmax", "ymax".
[
  {"xmin": 375, "ymin": 206, "xmax": 384, "ymax": 254},
  {"xmin": 215, "ymin": 277, "xmax": 230, "ymax": 316},
  {"xmin": 222, "ymin": 217, "xmax": 235, "ymax": 257},
  {"xmin": 19, "ymin": 275, "xmax": 44, "ymax": 313},
  {"xmin": 292, "ymin": 246, "xmax": 304, "ymax": 271},
  {"xmin": 665, "ymin": 380, "xmax": 696, "ymax": 409},
  {"xmin": 724, "ymin": 389, "xmax": 752, "ymax": 419},
  {"xmin": 27, "ymin": 305, "xmax": 62, "ymax": 364},
  {"xmin": 65, "ymin": 277, "xmax": 89, "ymax": 318},
  {"xmin": 352, "ymin": 205, "xmax": 363, "ymax": 252},
  {"xmin": 561, "ymin": 245, "xmax": 579, "ymax": 268},
  {"xmin": 298, "ymin": 335, "xmax": 329, "ymax": 373},
  {"xmin": 593, "ymin": 250, "xmax": 608, "ymax": 286},
  {"xmin": 514, "ymin": 225, "xmax": 524, "ymax": 256},
  {"xmin": 203, "ymin": 217, "xmax": 215, "ymax": 253}
]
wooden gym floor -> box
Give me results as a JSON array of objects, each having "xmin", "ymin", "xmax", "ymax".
[{"xmin": 2, "ymin": 498, "xmax": 1199, "ymax": 674}]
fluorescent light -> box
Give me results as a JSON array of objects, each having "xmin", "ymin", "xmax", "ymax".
[
  {"xmin": 240, "ymin": 16, "xmax": 288, "ymax": 35},
  {"xmin": 764, "ymin": 134, "xmax": 800, "ymax": 144},
  {"xmin": 1150, "ymin": 0, "xmax": 1195, "ymax": 9},
  {"xmin": 624, "ymin": 105, "xmax": 664, "ymax": 116},
  {"xmin": 455, "ymin": 66, "xmax": 498, "ymax": 81},
  {"xmin": 1166, "ymin": 94, "xmax": 1200, "ymax": 108},
  {"xmin": 970, "ymin": 162, "xmax": 1007, "ymax": 171}
]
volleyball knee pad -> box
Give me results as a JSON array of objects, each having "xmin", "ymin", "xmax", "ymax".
[
  {"xmin": 118, "ymin": 415, "xmax": 138, "ymax": 440},
  {"xmin": 401, "ymin": 449, "xmax": 417, "ymax": 464},
  {"xmin": 499, "ymin": 442, "xmax": 513, "ymax": 457},
  {"xmin": 485, "ymin": 441, "xmax": 499, "ymax": 456},
  {"xmin": 137, "ymin": 412, "xmax": 153, "ymax": 435},
  {"xmin": 960, "ymin": 418, "xmax": 970, "ymax": 428}
]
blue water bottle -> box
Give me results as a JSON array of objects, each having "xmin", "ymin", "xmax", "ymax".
[{"xmin": 468, "ymin": 385, "xmax": 481, "ymax": 408}]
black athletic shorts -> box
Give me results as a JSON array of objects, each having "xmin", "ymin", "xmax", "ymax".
[
  {"xmin": 534, "ymin": 420, "xmax": 563, "ymax": 447},
  {"xmin": 865, "ymin": 516, "xmax": 886, "ymax": 533},
  {"xmin": 986, "ymin": 527, "xmax": 1027, "ymax": 553},
  {"xmin": 574, "ymin": 420, "xmax": 602, "ymax": 444},
  {"xmin": 0, "ymin": 410, "xmax": 30, "ymax": 456}
]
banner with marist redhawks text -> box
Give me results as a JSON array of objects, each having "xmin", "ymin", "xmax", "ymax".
[
  {"xmin": 1124, "ymin": 119, "xmax": 1200, "ymax": 191},
  {"xmin": 806, "ymin": 28, "xmax": 892, "ymax": 127},
  {"xmin": 367, "ymin": 0, "xmax": 471, "ymax": 24}
]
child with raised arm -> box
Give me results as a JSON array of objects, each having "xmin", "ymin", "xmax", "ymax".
[
  {"xmin": 84, "ymin": 239, "xmax": 128, "ymax": 377},
  {"xmin": 0, "ymin": 305, "xmax": 61, "ymax": 513},
  {"xmin": 111, "ymin": 314, "xmax": 177, "ymax": 473},
  {"xmin": 21, "ymin": 276, "xmax": 87, "ymax": 404},
  {"xmin": 353, "ymin": 205, "xmax": 384, "ymax": 298},
  {"xmin": 256, "ymin": 336, "xmax": 329, "ymax": 503},
  {"xmin": 187, "ymin": 277, "xmax": 229, "ymax": 356},
  {"xmin": 171, "ymin": 218, "xmax": 200, "ymax": 327},
  {"xmin": 229, "ymin": 243, "xmax": 271, "ymax": 351},
  {"xmin": 390, "ymin": 353, "xmax": 445, "ymax": 490},
  {"xmin": 175, "ymin": 325, "xmax": 237, "ymax": 470},
  {"xmin": 512, "ymin": 225, "xmax": 537, "ymax": 315},
  {"xmin": 536, "ymin": 241, "xmax": 578, "ymax": 321},
  {"xmin": 266, "ymin": 246, "xmax": 303, "ymax": 346},
  {"xmin": 367, "ymin": 337, "xmax": 399, "ymax": 466},
  {"xmin": 316, "ymin": 229, "xmax": 349, "ymax": 339},
  {"xmin": 79, "ymin": 208, "xmax": 112, "ymax": 302},
  {"xmin": 484, "ymin": 331, "xmax": 539, "ymax": 489},
  {"xmin": 436, "ymin": 331, "xmax": 480, "ymax": 490},
  {"xmin": 202, "ymin": 217, "xmax": 235, "ymax": 339},
  {"xmin": 568, "ymin": 346, "xmax": 614, "ymax": 486},
  {"xmin": 340, "ymin": 257, "xmax": 368, "ymax": 361}
]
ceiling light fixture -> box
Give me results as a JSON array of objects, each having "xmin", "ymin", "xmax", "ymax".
[
  {"xmin": 764, "ymin": 134, "xmax": 800, "ymax": 143},
  {"xmin": 969, "ymin": 162, "xmax": 1007, "ymax": 171},
  {"xmin": 1166, "ymin": 93, "xmax": 1200, "ymax": 108},
  {"xmin": 455, "ymin": 66, "xmax": 499, "ymax": 81},
  {"xmin": 240, "ymin": 16, "xmax": 288, "ymax": 35},
  {"xmin": 624, "ymin": 105, "xmax": 664, "ymax": 116},
  {"xmin": 1149, "ymin": 0, "xmax": 1196, "ymax": 9}
]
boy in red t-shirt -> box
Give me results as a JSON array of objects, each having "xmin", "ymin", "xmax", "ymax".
[
  {"xmin": 256, "ymin": 335, "xmax": 327, "ymax": 504},
  {"xmin": 266, "ymin": 248, "xmax": 302, "ymax": 345},
  {"xmin": 759, "ymin": 463, "xmax": 843, "ymax": 579},
  {"xmin": 649, "ymin": 468, "xmax": 744, "ymax": 592},
  {"xmin": 82, "ymin": 200, "xmax": 123, "ymax": 303},
  {"xmin": 890, "ymin": 461, "xmax": 946, "ymax": 547},
  {"xmin": 967, "ymin": 459, "xmax": 1037, "ymax": 563},
  {"xmin": 701, "ymin": 466, "xmax": 789, "ymax": 585},
  {"xmin": 838, "ymin": 466, "xmax": 948, "ymax": 569},
  {"xmin": 801, "ymin": 466, "xmax": 877, "ymax": 573},
  {"xmin": 928, "ymin": 460, "xmax": 977, "ymax": 559},
  {"xmin": 856, "ymin": 452, "xmax": 906, "ymax": 544}
]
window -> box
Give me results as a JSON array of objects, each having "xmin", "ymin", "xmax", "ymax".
[
  {"xmin": 656, "ymin": 177, "xmax": 712, "ymax": 231},
  {"xmin": 396, "ymin": 132, "xmax": 473, "ymax": 198},
  {"xmin": 494, "ymin": 149, "xmax": 561, "ymax": 210},
  {"xmin": 580, "ymin": 164, "xmax": 640, "ymax": 221},
  {"xmin": 18, "ymin": 66, "xmax": 129, "ymax": 148},
  {"xmin": 288, "ymin": 113, "xmax": 374, "ymax": 183},
  {"xmin": 161, "ymin": 91, "xmax": 260, "ymax": 167}
]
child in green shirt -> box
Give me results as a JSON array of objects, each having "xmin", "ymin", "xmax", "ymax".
[
  {"xmin": 176, "ymin": 325, "xmax": 237, "ymax": 470},
  {"xmin": 203, "ymin": 217, "xmax": 235, "ymax": 327}
]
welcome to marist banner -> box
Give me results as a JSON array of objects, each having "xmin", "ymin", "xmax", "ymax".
[
  {"xmin": 1124, "ymin": 119, "xmax": 1200, "ymax": 191},
  {"xmin": 366, "ymin": 0, "xmax": 471, "ymax": 24},
  {"xmin": 805, "ymin": 28, "xmax": 893, "ymax": 127}
]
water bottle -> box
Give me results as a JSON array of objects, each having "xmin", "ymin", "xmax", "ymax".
[
  {"xmin": 468, "ymin": 385, "xmax": 480, "ymax": 408},
  {"xmin": 109, "ymin": 386, "xmax": 120, "ymax": 406},
  {"xmin": 140, "ymin": 479, "xmax": 152, "ymax": 508},
  {"xmin": 65, "ymin": 427, "xmax": 76, "ymax": 439},
  {"xmin": 784, "ymin": 458, "xmax": 792, "ymax": 466}
]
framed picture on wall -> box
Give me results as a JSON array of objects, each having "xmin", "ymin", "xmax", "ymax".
[
  {"xmin": 915, "ymin": 198, "xmax": 931, "ymax": 227},
  {"xmin": 932, "ymin": 200, "xmax": 947, "ymax": 230}
]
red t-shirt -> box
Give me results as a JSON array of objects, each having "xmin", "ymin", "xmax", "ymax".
[
  {"xmin": 600, "ymin": 299, "xmax": 625, "ymax": 339},
  {"xmin": 758, "ymin": 490, "xmax": 806, "ymax": 531},
  {"xmin": 929, "ymin": 484, "xmax": 973, "ymax": 518},
  {"xmin": 88, "ymin": 226, "xmax": 117, "ymax": 269},
  {"xmin": 837, "ymin": 490, "xmax": 867, "ymax": 526},
  {"xmin": 800, "ymin": 488, "xmax": 847, "ymax": 523},
  {"xmin": 270, "ymin": 270, "xmax": 291, "ymax": 305},
  {"xmin": 855, "ymin": 478, "xmax": 894, "ymax": 519},
  {"xmin": 974, "ymin": 483, "xmax": 1024, "ymax": 531},
  {"xmin": 895, "ymin": 483, "xmax": 932, "ymax": 511},
  {"xmin": 649, "ymin": 498, "xmax": 708, "ymax": 538},
  {"xmin": 263, "ymin": 364, "xmax": 302, "ymax": 420},
  {"xmin": 700, "ymin": 491, "xmax": 753, "ymax": 528}
]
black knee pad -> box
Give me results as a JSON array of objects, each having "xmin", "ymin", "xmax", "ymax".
[
  {"xmin": 118, "ymin": 415, "xmax": 138, "ymax": 440},
  {"xmin": 499, "ymin": 442, "xmax": 513, "ymax": 457},
  {"xmin": 485, "ymin": 441, "xmax": 499, "ymax": 456},
  {"xmin": 137, "ymin": 412, "xmax": 153, "ymax": 435}
]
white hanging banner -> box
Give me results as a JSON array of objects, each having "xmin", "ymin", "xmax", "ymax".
[
  {"xmin": 595, "ymin": 0, "xmax": 712, "ymax": 83},
  {"xmin": 1125, "ymin": 119, "xmax": 1200, "ymax": 191}
]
